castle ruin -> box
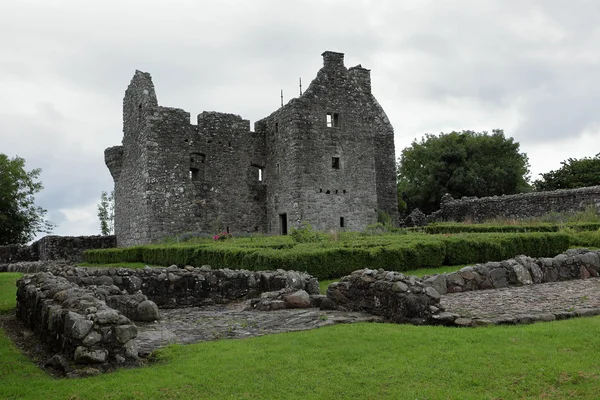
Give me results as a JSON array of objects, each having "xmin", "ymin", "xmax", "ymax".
[{"xmin": 105, "ymin": 51, "xmax": 399, "ymax": 246}]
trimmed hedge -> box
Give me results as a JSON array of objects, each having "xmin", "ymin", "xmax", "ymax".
[
  {"xmin": 413, "ymin": 222, "xmax": 600, "ymax": 234},
  {"xmin": 568, "ymin": 230, "xmax": 600, "ymax": 248},
  {"xmin": 84, "ymin": 232, "xmax": 570, "ymax": 280}
]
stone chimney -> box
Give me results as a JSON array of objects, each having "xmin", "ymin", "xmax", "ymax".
[{"xmin": 321, "ymin": 51, "xmax": 345, "ymax": 69}]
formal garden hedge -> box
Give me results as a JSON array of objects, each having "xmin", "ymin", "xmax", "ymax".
[
  {"xmin": 410, "ymin": 222, "xmax": 600, "ymax": 234},
  {"xmin": 84, "ymin": 232, "xmax": 570, "ymax": 280}
]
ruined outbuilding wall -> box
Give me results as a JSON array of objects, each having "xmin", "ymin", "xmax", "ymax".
[
  {"xmin": 429, "ymin": 186, "xmax": 600, "ymax": 223},
  {"xmin": 107, "ymin": 51, "xmax": 398, "ymax": 245}
]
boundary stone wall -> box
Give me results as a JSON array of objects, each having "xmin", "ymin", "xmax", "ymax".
[
  {"xmin": 428, "ymin": 185, "xmax": 600, "ymax": 223},
  {"xmin": 0, "ymin": 235, "xmax": 116, "ymax": 264}
]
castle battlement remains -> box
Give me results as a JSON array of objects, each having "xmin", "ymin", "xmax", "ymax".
[{"xmin": 106, "ymin": 51, "xmax": 399, "ymax": 246}]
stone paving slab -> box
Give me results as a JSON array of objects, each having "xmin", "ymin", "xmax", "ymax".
[
  {"xmin": 136, "ymin": 303, "xmax": 382, "ymax": 355},
  {"xmin": 440, "ymin": 277, "xmax": 600, "ymax": 326}
]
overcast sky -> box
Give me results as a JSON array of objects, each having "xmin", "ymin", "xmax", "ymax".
[{"xmin": 2, "ymin": 0, "xmax": 599, "ymax": 239}]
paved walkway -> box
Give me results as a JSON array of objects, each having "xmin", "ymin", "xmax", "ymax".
[
  {"xmin": 135, "ymin": 304, "xmax": 382, "ymax": 355},
  {"xmin": 440, "ymin": 277, "xmax": 600, "ymax": 326}
]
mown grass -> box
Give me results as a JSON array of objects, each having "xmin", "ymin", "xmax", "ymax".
[{"xmin": 2, "ymin": 269, "xmax": 600, "ymax": 398}]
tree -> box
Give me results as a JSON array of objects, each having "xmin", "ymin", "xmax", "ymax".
[
  {"xmin": 533, "ymin": 153, "xmax": 600, "ymax": 191},
  {"xmin": 0, "ymin": 154, "xmax": 53, "ymax": 245},
  {"xmin": 97, "ymin": 190, "xmax": 115, "ymax": 235},
  {"xmin": 397, "ymin": 130, "xmax": 530, "ymax": 214}
]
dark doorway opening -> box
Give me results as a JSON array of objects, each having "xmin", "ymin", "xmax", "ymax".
[{"xmin": 279, "ymin": 213, "xmax": 288, "ymax": 235}]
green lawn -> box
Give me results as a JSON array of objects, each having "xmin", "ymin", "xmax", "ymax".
[{"xmin": 2, "ymin": 273, "xmax": 600, "ymax": 399}]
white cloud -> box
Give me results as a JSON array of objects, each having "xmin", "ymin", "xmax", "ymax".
[{"xmin": 2, "ymin": 0, "xmax": 600, "ymax": 238}]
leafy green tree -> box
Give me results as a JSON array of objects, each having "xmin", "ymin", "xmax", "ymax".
[
  {"xmin": 0, "ymin": 154, "xmax": 53, "ymax": 245},
  {"xmin": 533, "ymin": 153, "xmax": 600, "ymax": 191},
  {"xmin": 97, "ymin": 190, "xmax": 115, "ymax": 235},
  {"xmin": 397, "ymin": 130, "xmax": 530, "ymax": 214}
]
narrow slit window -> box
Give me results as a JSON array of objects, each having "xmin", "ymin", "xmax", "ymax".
[
  {"xmin": 326, "ymin": 113, "xmax": 332, "ymax": 128},
  {"xmin": 258, "ymin": 168, "xmax": 263, "ymax": 182},
  {"xmin": 276, "ymin": 162, "xmax": 280, "ymax": 175},
  {"xmin": 340, "ymin": 217, "xmax": 345, "ymax": 228},
  {"xmin": 332, "ymin": 157, "xmax": 340, "ymax": 169}
]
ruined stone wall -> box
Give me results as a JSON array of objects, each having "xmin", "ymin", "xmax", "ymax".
[
  {"xmin": 430, "ymin": 185, "xmax": 600, "ymax": 223},
  {"xmin": 0, "ymin": 244, "xmax": 38, "ymax": 263},
  {"xmin": 326, "ymin": 249, "xmax": 600, "ymax": 324},
  {"xmin": 16, "ymin": 272, "xmax": 142, "ymax": 373},
  {"xmin": 50, "ymin": 265, "xmax": 319, "ymax": 308},
  {"xmin": 0, "ymin": 235, "xmax": 115, "ymax": 265},
  {"xmin": 35, "ymin": 235, "xmax": 116, "ymax": 262},
  {"xmin": 106, "ymin": 71, "xmax": 158, "ymax": 246}
]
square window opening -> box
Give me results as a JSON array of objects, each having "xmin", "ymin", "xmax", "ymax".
[{"xmin": 332, "ymin": 157, "xmax": 340, "ymax": 169}]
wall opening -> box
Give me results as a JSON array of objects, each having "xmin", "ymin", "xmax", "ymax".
[
  {"xmin": 275, "ymin": 122, "xmax": 279, "ymax": 133},
  {"xmin": 327, "ymin": 112, "xmax": 339, "ymax": 128},
  {"xmin": 340, "ymin": 217, "xmax": 345, "ymax": 228},
  {"xmin": 279, "ymin": 213, "xmax": 288, "ymax": 235},
  {"xmin": 189, "ymin": 168, "xmax": 200, "ymax": 181},
  {"xmin": 332, "ymin": 157, "xmax": 340, "ymax": 169},
  {"xmin": 189, "ymin": 153, "xmax": 206, "ymax": 182},
  {"xmin": 276, "ymin": 162, "xmax": 280, "ymax": 175},
  {"xmin": 251, "ymin": 164, "xmax": 265, "ymax": 182}
]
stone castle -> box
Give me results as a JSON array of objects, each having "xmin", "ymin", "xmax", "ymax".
[{"xmin": 105, "ymin": 51, "xmax": 399, "ymax": 246}]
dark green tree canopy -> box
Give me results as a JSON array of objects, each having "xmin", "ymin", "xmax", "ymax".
[
  {"xmin": 397, "ymin": 130, "xmax": 530, "ymax": 214},
  {"xmin": 0, "ymin": 154, "xmax": 53, "ymax": 245},
  {"xmin": 533, "ymin": 153, "xmax": 600, "ymax": 191}
]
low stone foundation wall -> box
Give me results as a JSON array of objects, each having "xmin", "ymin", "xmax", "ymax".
[
  {"xmin": 14, "ymin": 265, "xmax": 320, "ymax": 373},
  {"xmin": 16, "ymin": 272, "xmax": 143, "ymax": 375},
  {"xmin": 44, "ymin": 265, "xmax": 320, "ymax": 308},
  {"xmin": 422, "ymin": 248, "xmax": 600, "ymax": 296},
  {"xmin": 327, "ymin": 270, "xmax": 441, "ymax": 324},
  {"xmin": 326, "ymin": 249, "xmax": 600, "ymax": 323}
]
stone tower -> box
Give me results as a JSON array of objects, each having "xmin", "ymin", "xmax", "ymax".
[{"xmin": 106, "ymin": 51, "xmax": 399, "ymax": 246}]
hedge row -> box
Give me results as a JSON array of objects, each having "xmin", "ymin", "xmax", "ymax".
[
  {"xmin": 568, "ymin": 230, "xmax": 600, "ymax": 248},
  {"xmin": 413, "ymin": 222, "xmax": 600, "ymax": 234},
  {"xmin": 84, "ymin": 232, "xmax": 570, "ymax": 280}
]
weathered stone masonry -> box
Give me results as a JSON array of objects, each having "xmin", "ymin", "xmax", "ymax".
[
  {"xmin": 429, "ymin": 185, "xmax": 600, "ymax": 223},
  {"xmin": 106, "ymin": 51, "xmax": 399, "ymax": 246}
]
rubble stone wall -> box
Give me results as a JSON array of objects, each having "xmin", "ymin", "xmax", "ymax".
[
  {"xmin": 430, "ymin": 186, "xmax": 600, "ymax": 223},
  {"xmin": 16, "ymin": 272, "xmax": 142, "ymax": 372},
  {"xmin": 327, "ymin": 249, "xmax": 600, "ymax": 323},
  {"xmin": 53, "ymin": 265, "xmax": 320, "ymax": 308},
  {"xmin": 0, "ymin": 235, "xmax": 115, "ymax": 264}
]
